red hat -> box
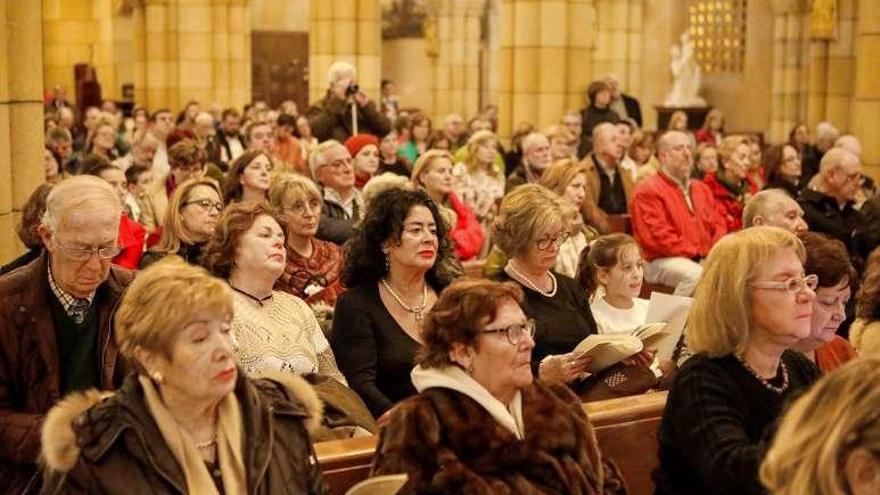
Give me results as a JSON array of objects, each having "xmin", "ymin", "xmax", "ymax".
[{"xmin": 345, "ymin": 134, "xmax": 379, "ymax": 158}]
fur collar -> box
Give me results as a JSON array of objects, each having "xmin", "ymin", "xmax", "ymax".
[{"xmin": 41, "ymin": 371, "xmax": 323, "ymax": 473}]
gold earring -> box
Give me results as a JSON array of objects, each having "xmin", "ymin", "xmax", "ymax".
[{"xmin": 151, "ymin": 371, "xmax": 164, "ymax": 384}]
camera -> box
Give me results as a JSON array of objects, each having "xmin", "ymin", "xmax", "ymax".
[{"xmin": 346, "ymin": 83, "xmax": 360, "ymax": 96}]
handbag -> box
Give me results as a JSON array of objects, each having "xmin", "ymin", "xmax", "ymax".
[{"xmin": 576, "ymin": 362, "xmax": 659, "ymax": 402}]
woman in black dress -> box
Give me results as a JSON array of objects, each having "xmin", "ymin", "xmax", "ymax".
[{"xmin": 330, "ymin": 188, "xmax": 455, "ymax": 419}]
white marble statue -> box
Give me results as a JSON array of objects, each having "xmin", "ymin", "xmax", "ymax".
[{"xmin": 665, "ymin": 32, "xmax": 707, "ymax": 107}]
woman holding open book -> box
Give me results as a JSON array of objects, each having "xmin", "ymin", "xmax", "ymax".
[{"xmin": 653, "ymin": 226, "xmax": 821, "ymax": 495}]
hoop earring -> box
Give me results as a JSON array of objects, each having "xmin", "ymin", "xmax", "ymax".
[{"xmin": 151, "ymin": 371, "xmax": 164, "ymax": 384}]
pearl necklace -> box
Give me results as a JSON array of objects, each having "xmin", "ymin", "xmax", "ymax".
[
  {"xmin": 381, "ymin": 279, "xmax": 428, "ymax": 322},
  {"xmin": 505, "ymin": 261, "xmax": 557, "ymax": 298},
  {"xmin": 736, "ymin": 356, "xmax": 789, "ymax": 394},
  {"xmin": 195, "ymin": 436, "xmax": 217, "ymax": 449}
]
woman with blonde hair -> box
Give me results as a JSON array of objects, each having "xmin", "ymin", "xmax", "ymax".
[
  {"xmin": 696, "ymin": 108, "xmax": 725, "ymax": 146},
  {"xmin": 492, "ymin": 184, "xmax": 599, "ymax": 391},
  {"xmin": 761, "ymin": 357, "xmax": 880, "ymax": 495},
  {"xmin": 452, "ymin": 129, "xmax": 504, "ymax": 242},
  {"xmin": 268, "ymin": 173, "xmax": 345, "ymax": 305},
  {"xmin": 139, "ymin": 177, "xmax": 223, "ymax": 268},
  {"xmin": 850, "ymin": 248, "xmax": 880, "ymax": 358},
  {"xmin": 538, "ymin": 160, "xmax": 601, "ymax": 277},
  {"xmin": 412, "ymin": 149, "xmax": 484, "ymax": 261},
  {"xmin": 703, "ymin": 135, "xmax": 750, "ymax": 232},
  {"xmin": 654, "ymin": 226, "xmax": 820, "ymax": 495},
  {"xmin": 40, "ymin": 257, "xmax": 327, "ymax": 494}
]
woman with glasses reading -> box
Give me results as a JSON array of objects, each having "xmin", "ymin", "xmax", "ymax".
[
  {"xmin": 653, "ymin": 226, "xmax": 821, "ymax": 495},
  {"xmin": 492, "ymin": 184, "xmax": 600, "ymax": 390},
  {"xmin": 371, "ymin": 278, "xmax": 627, "ymax": 493},
  {"xmin": 139, "ymin": 178, "xmax": 223, "ymax": 268},
  {"xmin": 269, "ymin": 173, "xmax": 345, "ymax": 306}
]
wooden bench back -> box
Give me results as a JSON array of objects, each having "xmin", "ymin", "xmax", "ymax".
[{"xmin": 316, "ymin": 391, "xmax": 667, "ymax": 495}]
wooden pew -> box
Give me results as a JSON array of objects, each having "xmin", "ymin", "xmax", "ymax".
[
  {"xmin": 316, "ymin": 391, "xmax": 667, "ymax": 495},
  {"xmin": 607, "ymin": 214, "xmax": 633, "ymax": 234}
]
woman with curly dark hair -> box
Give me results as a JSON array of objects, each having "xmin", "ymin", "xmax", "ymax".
[
  {"xmin": 851, "ymin": 248, "xmax": 880, "ymax": 357},
  {"xmin": 330, "ymin": 188, "xmax": 454, "ymax": 418}
]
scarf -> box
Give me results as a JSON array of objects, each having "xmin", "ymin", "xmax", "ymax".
[
  {"xmin": 411, "ymin": 365, "xmax": 525, "ymax": 439},
  {"xmin": 139, "ymin": 375, "xmax": 247, "ymax": 494}
]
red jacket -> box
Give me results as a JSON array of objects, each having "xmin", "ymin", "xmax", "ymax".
[
  {"xmin": 702, "ymin": 173, "xmax": 744, "ymax": 232},
  {"xmin": 448, "ymin": 191, "xmax": 484, "ymax": 261},
  {"xmin": 630, "ymin": 171, "xmax": 727, "ymax": 261},
  {"xmin": 112, "ymin": 214, "xmax": 146, "ymax": 270}
]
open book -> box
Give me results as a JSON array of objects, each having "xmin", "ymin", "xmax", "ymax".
[
  {"xmin": 345, "ymin": 474, "xmax": 408, "ymax": 495},
  {"xmin": 575, "ymin": 293, "xmax": 692, "ymax": 373}
]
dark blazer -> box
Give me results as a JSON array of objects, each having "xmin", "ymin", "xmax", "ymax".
[
  {"xmin": 621, "ymin": 93, "xmax": 643, "ymax": 127},
  {"xmin": 0, "ymin": 253, "xmax": 134, "ymax": 494}
]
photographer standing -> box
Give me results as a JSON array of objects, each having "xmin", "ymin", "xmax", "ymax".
[{"xmin": 306, "ymin": 61, "xmax": 391, "ymax": 143}]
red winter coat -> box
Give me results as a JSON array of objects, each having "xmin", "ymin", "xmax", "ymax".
[
  {"xmin": 447, "ymin": 191, "xmax": 484, "ymax": 261},
  {"xmin": 630, "ymin": 171, "xmax": 727, "ymax": 262},
  {"xmin": 702, "ymin": 173, "xmax": 744, "ymax": 232}
]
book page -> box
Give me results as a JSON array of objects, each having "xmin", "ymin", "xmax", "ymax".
[{"xmin": 644, "ymin": 292, "xmax": 693, "ymax": 361}]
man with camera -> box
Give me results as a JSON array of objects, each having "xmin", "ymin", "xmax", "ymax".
[{"xmin": 306, "ymin": 61, "xmax": 392, "ymax": 143}]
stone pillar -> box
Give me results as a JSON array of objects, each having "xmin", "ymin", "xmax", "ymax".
[
  {"xmin": 42, "ymin": 0, "xmax": 93, "ymax": 101},
  {"xmin": 806, "ymin": 0, "xmax": 856, "ymax": 131},
  {"xmin": 853, "ymin": 0, "xmax": 880, "ymax": 176},
  {"xmin": 308, "ymin": 0, "xmax": 381, "ymax": 105},
  {"xmin": 0, "ymin": 0, "xmax": 44, "ymax": 264},
  {"xmin": 497, "ymin": 0, "xmax": 596, "ymax": 141},
  {"xmin": 132, "ymin": 0, "xmax": 252, "ymax": 111},
  {"xmin": 429, "ymin": 0, "xmax": 484, "ymax": 119},
  {"xmin": 769, "ymin": 0, "xmax": 810, "ymax": 141},
  {"xmin": 592, "ymin": 0, "xmax": 642, "ymax": 93}
]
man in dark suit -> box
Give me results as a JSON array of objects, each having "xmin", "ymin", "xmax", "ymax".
[{"xmin": 606, "ymin": 74, "xmax": 643, "ymax": 128}]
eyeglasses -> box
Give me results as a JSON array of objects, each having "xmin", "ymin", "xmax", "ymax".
[
  {"xmin": 751, "ymin": 274, "xmax": 818, "ymax": 294},
  {"xmin": 284, "ymin": 199, "xmax": 322, "ymax": 216},
  {"xmin": 535, "ymin": 232, "xmax": 570, "ymax": 251},
  {"xmin": 183, "ymin": 198, "xmax": 223, "ymax": 212},
  {"xmin": 482, "ymin": 319, "xmax": 536, "ymax": 346},
  {"xmin": 54, "ymin": 241, "xmax": 121, "ymax": 261}
]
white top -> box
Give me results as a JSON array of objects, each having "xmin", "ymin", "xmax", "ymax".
[
  {"xmin": 591, "ymin": 296, "xmax": 650, "ymax": 335},
  {"xmin": 231, "ymin": 290, "xmax": 346, "ymax": 384}
]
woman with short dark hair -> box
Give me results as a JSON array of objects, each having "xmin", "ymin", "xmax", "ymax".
[
  {"xmin": 330, "ymin": 188, "xmax": 454, "ymax": 417},
  {"xmin": 372, "ymin": 278, "xmax": 627, "ymax": 494}
]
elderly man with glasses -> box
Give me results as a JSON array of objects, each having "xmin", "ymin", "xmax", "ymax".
[
  {"xmin": 311, "ymin": 139, "xmax": 363, "ymax": 245},
  {"xmin": 0, "ymin": 175, "xmax": 135, "ymax": 493}
]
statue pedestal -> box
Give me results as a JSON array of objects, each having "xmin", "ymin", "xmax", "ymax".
[{"xmin": 654, "ymin": 105, "xmax": 712, "ymax": 131}]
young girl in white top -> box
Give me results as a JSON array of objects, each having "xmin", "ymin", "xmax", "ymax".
[{"xmin": 578, "ymin": 233, "xmax": 649, "ymax": 334}]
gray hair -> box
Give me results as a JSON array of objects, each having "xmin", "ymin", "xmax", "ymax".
[
  {"xmin": 520, "ymin": 132, "xmax": 549, "ymax": 155},
  {"xmin": 815, "ymin": 121, "xmax": 840, "ymax": 142},
  {"xmin": 743, "ymin": 189, "xmax": 791, "ymax": 227},
  {"xmin": 41, "ymin": 175, "xmax": 121, "ymax": 233},
  {"xmin": 327, "ymin": 61, "xmax": 356, "ymax": 86},
  {"xmin": 309, "ymin": 139, "xmax": 345, "ymax": 178}
]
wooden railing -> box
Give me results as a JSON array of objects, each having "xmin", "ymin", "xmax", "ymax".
[{"xmin": 316, "ymin": 391, "xmax": 667, "ymax": 495}]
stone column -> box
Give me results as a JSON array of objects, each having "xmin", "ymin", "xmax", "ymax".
[
  {"xmin": 853, "ymin": 0, "xmax": 880, "ymax": 176},
  {"xmin": 42, "ymin": 0, "xmax": 93, "ymax": 101},
  {"xmin": 0, "ymin": 0, "xmax": 44, "ymax": 263},
  {"xmin": 497, "ymin": 0, "xmax": 596, "ymax": 141},
  {"xmin": 769, "ymin": 0, "xmax": 810, "ymax": 141},
  {"xmin": 132, "ymin": 0, "xmax": 252, "ymax": 111},
  {"xmin": 429, "ymin": 0, "xmax": 484, "ymax": 119},
  {"xmin": 308, "ymin": 0, "xmax": 381, "ymax": 105},
  {"xmin": 592, "ymin": 0, "xmax": 642, "ymax": 93},
  {"xmin": 806, "ymin": 0, "xmax": 856, "ymax": 131}
]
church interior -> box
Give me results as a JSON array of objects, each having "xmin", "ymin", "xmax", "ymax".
[{"xmin": 2, "ymin": 1, "xmax": 880, "ymax": 494}]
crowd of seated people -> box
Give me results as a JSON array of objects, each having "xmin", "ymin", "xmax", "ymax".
[{"xmin": 3, "ymin": 60, "xmax": 880, "ymax": 494}]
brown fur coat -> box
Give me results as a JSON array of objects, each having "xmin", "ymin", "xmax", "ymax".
[{"xmin": 371, "ymin": 379, "xmax": 627, "ymax": 494}]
